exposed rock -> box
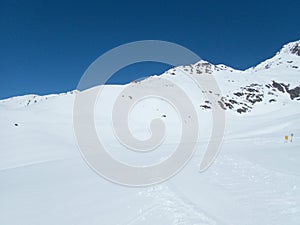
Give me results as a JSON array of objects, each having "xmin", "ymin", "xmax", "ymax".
[
  {"xmin": 291, "ymin": 43, "xmax": 300, "ymax": 56},
  {"xmin": 237, "ymin": 107, "xmax": 248, "ymax": 114},
  {"xmin": 287, "ymin": 86, "xmax": 300, "ymax": 100},
  {"xmin": 218, "ymin": 101, "xmax": 227, "ymax": 110},
  {"xmin": 272, "ymin": 81, "xmax": 286, "ymax": 93},
  {"xmin": 234, "ymin": 92, "xmax": 244, "ymax": 97},
  {"xmin": 200, "ymin": 105, "xmax": 211, "ymax": 110},
  {"xmin": 229, "ymin": 99, "xmax": 238, "ymax": 104},
  {"xmin": 224, "ymin": 102, "xmax": 234, "ymax": 109}
]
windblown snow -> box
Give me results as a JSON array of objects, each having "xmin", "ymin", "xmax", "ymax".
[{"xmin": 1, "ymin": 40, "xmax": 300, "ymax": 225}]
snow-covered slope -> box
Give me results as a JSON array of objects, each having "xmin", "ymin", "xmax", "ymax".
[{"xmin": 1, "ymin": 41, "xmax": 300, "ymax": 225}]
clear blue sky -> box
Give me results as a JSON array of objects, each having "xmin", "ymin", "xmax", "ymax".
[{"xmin": 1, "ymin": 0, "xmax": 300, "ymax": 99}]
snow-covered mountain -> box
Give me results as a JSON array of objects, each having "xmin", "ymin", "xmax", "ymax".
[
  {"xmin": 1, "ymin": 40, "xmax": 300, "ymax": 225},
  {"xmin": 3, "ymin": 41, "xmax": 299, "ymax": 113}
]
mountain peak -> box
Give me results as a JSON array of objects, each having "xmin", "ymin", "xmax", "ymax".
[
  {"xmin": 278, "ymin": 40, "xmax": 300, "ymax": 56},
  {"xmin": 246, "ymin": 40, "xmax": 300, "ymax": 72}
]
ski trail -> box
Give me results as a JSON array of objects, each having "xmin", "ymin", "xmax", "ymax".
[
  {"xmin": 166, "ymin": 182, "xmax": 231, "ymax": 225},
  {"xmin": 0, "ymin": 158, "xmax": 66, "ymax": 172},
  {"xmin": 121, "ymin": 204, "xmax": 160, "ymax": 225},
  {"xmin": 132, "ymin": 185, "xmax": 219, "ymax": 225}
]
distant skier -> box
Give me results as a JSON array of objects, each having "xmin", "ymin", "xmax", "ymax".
[{"xmin": 291, "ymin": 133, "xmax": 294, "ymax": 142}]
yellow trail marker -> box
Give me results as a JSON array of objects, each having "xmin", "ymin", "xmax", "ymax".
[{"xmin": 285, "ymin": 135, "xmax": 289, "ymax": 141}]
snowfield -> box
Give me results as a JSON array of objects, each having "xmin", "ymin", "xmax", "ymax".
[{"xmin": 1, "ymin": 41, "xmax": 300, "ymax": 225}]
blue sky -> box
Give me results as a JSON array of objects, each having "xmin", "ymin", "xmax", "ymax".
[{"xmin": 1, "ymin": 0, "xmax": 300, "ymax": 99}]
